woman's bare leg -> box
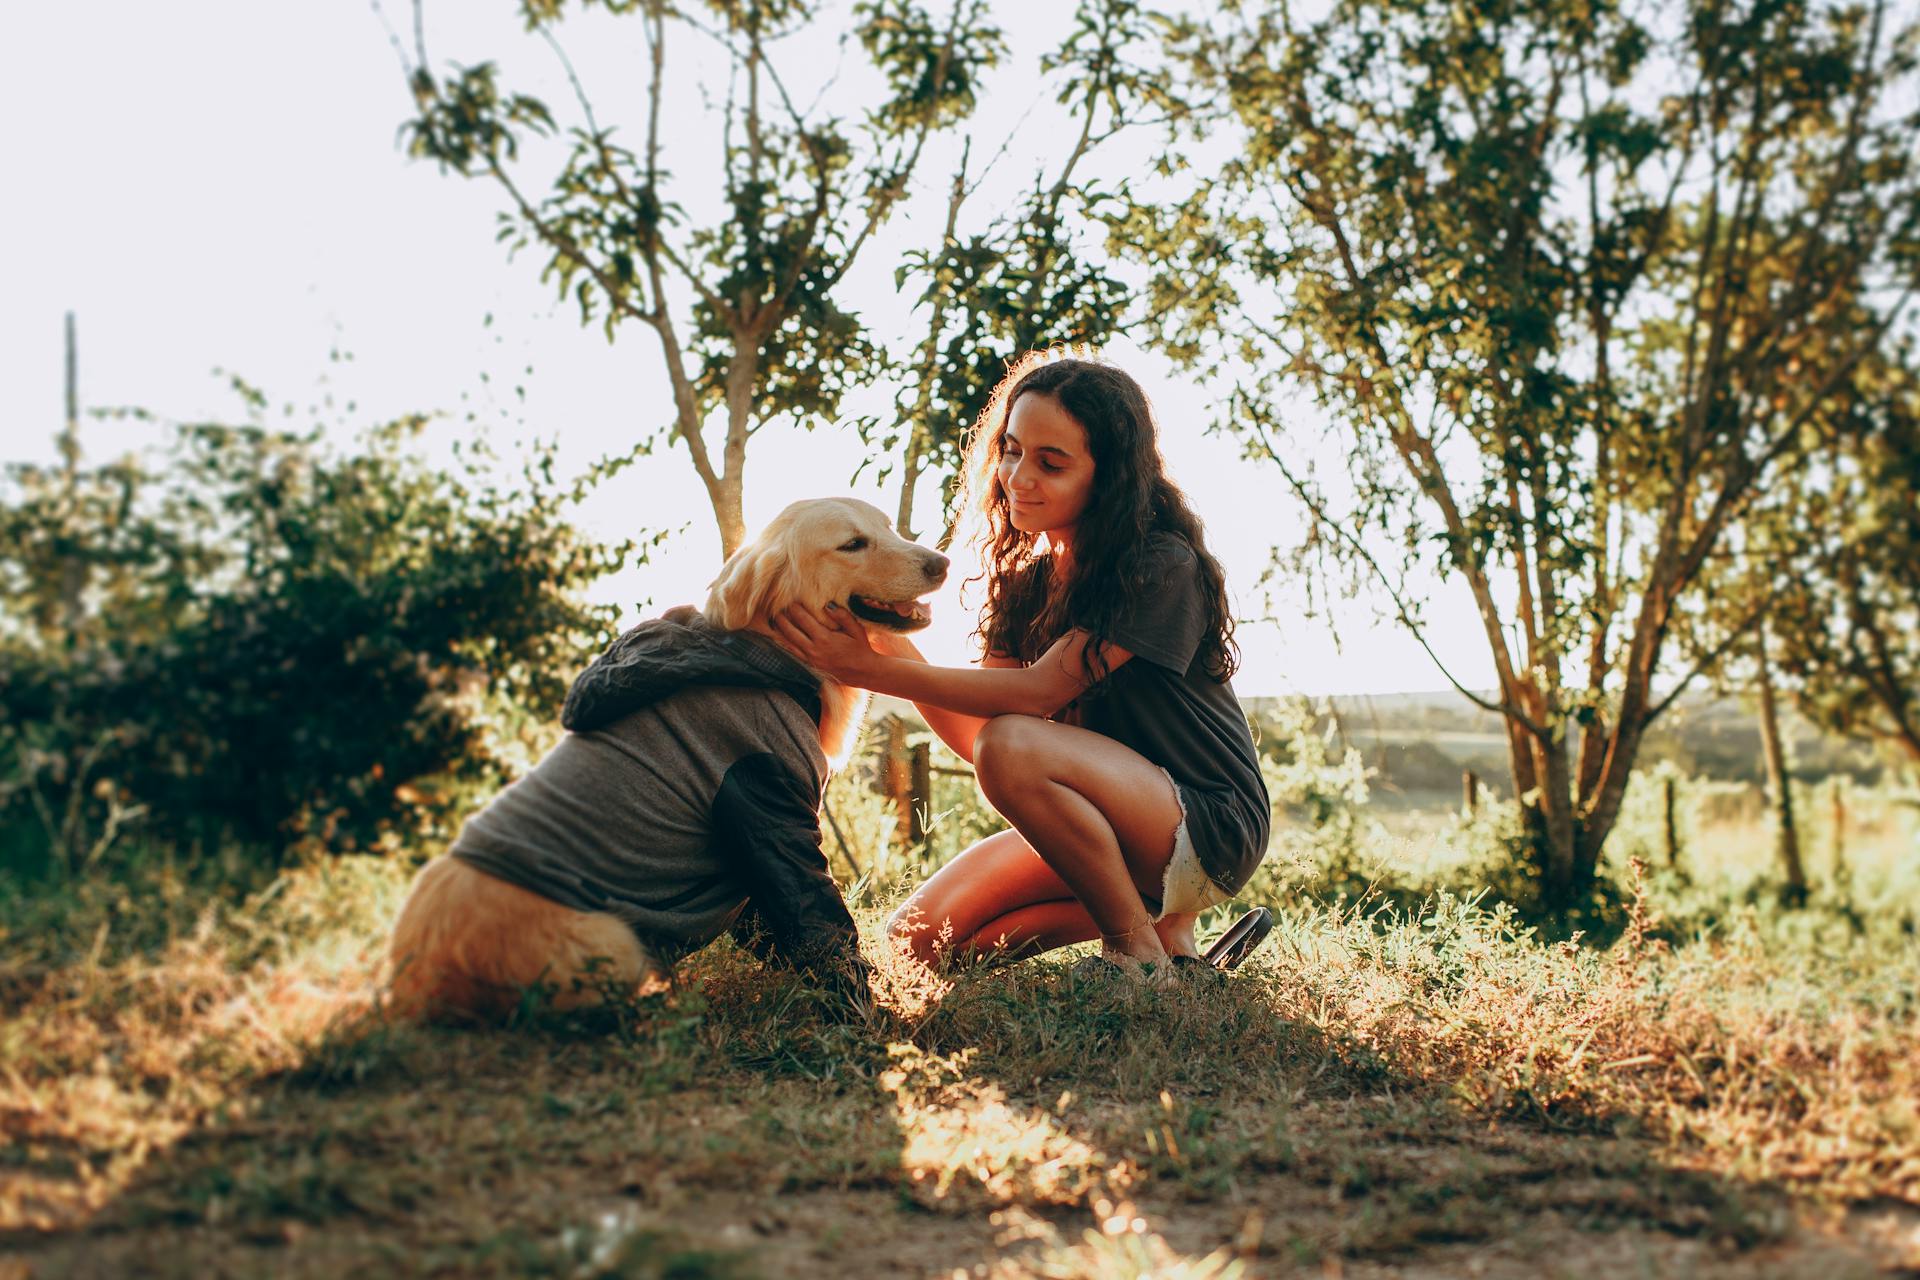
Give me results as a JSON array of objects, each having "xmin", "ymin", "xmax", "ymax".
[
  {"xmin": 971, "ymin": 714, "xmax": 1187, "ymax": 966},
  {"xmin": 889, "ymin": 839, "xmax": 1194, "ymax": 972},
  {"xmin": 954, "ymin": 898, "xmax": 1101, "ymax": 966},
  {"xmin": 1155, "ymin": 912, "xmax": 1201, "ymax": 960},
  {"xmin": 888, "ymin": 829, "xmax": 1091, "ymax": 970},
  {"xmin": 889, "ymin": 715, "xmax": 1186, "ymax": 971}
]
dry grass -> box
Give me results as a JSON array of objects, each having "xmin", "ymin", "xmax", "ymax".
[{"xmin": 2, "ymin": 804, "xmax": 1917, "ymax": 1278}]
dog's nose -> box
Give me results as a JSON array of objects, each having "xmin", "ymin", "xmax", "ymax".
[{"xmin": 923, "ymin": 552, "xmax": 950, "ymax": 581}]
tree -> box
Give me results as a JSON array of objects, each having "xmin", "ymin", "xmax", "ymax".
[
  {"xmin": 1680, "ymin": 345, "xmax": 1918, "ymax": 894},
  {"xmin": 1127, "ymin": 0, "xmax": 1920, "ymax": 904},
  {"xmin": 1754, "ymin": 617, "xmax": 1808, "ymax": 902},
  {"xmin": 1762, "ymin": 354, "xmax": 1920, "ymax": 768},
  {"xmin": 879, "ymin": 0, "xmax": 1180, "ymax": 539},
  {"xmin": 394, "ymin": 0, "xmax": 1004, "ymax": 557}
]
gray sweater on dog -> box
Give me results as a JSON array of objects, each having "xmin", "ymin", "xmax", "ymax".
[{"xmin": 448, "ymin": 608, "xmax": 861, "ymax": 981}]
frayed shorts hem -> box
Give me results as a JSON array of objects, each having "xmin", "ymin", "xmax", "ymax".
[{"xmin": 1151, "ymin": 766, "xmax": 1234, "ymax": 919}]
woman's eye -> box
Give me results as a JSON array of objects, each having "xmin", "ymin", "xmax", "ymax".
[{"xmin": 839, "ymin": 537, "xmax": 868, "ymax": 552}]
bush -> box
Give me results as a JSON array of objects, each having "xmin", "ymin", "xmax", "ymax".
[{"xmin": 1, "ymin": 388, "xmax": 640, "ymax": 881}]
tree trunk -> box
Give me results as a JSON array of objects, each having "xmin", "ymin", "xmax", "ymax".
[
  {"xmin": 1502, "ymin": 710, "xmax": 1562, "ymax": 898},
  {"xmin": 1756, "ymin": 622, "xmax": 1808, "ymax": 904},
  {"xmin": 896, "ymin": 150, "xmax": 971, "ymax": 541},
  {"xmin": 1530, "ymin": 737, "xmax": 1587, "ymax": 906},
  {"xmin": 713, "ymin": 476, "xmax": 746, "ymax": 560},
  {"xmin": 715, "ymin": 344, "xmax": 760, "ymax": 558}
]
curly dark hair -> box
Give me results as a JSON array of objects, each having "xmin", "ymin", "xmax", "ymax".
[{"xmin": 952, "ymin": 351, "xmax": 1239, "ymax": 683}]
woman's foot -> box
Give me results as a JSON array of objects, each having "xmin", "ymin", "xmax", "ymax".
[
  {"xmin": 1076, "ymin": 917, "xmax": 1177, "ymax": 989},
  {"xmin": 1167, "ymin": 954, "xmax": 1227, "ymax": 988},
  {"xmin": 1100, "ymin": 917, "xmax": 1169, "ymax": 967},
  {"xmin": 1154, "ymin": 911, "xmax": 1202, "ymax": 961}
]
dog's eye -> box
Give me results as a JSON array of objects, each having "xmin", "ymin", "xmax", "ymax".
[{"xmin": 838, "ymin": 537, "xmax": 868, "ymax": 552}]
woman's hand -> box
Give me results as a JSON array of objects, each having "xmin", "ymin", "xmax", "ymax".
[{"xmin": 770, "ymin": 602, "xmax": 887, "ymax": 685}]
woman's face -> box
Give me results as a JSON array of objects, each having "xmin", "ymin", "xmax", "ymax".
[{"xmin": 998, "ymin": 391, "xmax": 1095, "ymax": 542}]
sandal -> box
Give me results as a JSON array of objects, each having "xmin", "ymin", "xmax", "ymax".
[{"xmin": 1200, "ymin": 907, "xmax": 1275, "ymax": 972}]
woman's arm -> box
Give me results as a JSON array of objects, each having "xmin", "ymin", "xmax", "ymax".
[
  {"xmin": 772, "ymin": 605, "xmax": 1134, "ymax": 741},
  {"xmin": 865, "ymin": 630, "xmax": 1020, "ymax": 765}
]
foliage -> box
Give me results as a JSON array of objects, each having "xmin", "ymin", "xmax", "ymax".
[
  {"xmin": 1123, "ymin": 0, "xmax": 1920, "ymax": 905},
  {"xmin": 1251, "ymin": 697, "xmax": 1375, "ymax": 871},
  {"xmin": 1758, "ymin": 357, "xmax": 1920, "ymax": 767},
  {"xmin": 1238, "ymin": 699, "xmax": 1633, "ymax": 943},
  {"xmin": 877, "ymin": 0, "xmax": 1181, "ymax": 536},
  {"xmin": 398, "ymin": 0, "xmax": 1006, "ymax": 554},
  {"xmin": 0, "ymin": 395, "xmax": 632, "ymax": 879}
]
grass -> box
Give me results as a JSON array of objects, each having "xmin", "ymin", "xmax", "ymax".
[{"xmin": 2, "ymin": 788, "xmax": 1917, "ymax": 1278}]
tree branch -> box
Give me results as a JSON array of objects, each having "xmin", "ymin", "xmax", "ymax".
[
  {"xmin": 1644, "ymin": 589, "xmax": 1776, "ymax": 725},
  {"xmin": 1246, "ymin": 404, "xmax": 1542, "ymax": 732}
]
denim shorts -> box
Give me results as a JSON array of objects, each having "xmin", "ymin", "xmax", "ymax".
[{"xmin": 1151, "ymin": 766, "xmax": 1234, "ymax": 918}]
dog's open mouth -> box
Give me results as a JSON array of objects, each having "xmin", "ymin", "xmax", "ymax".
[{"xmin": 847, "ymin": 593, "xmax": 934, "ymax": 631}]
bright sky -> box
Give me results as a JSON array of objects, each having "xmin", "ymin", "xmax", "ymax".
[{"xmin": 1, "ymin": 0, "xmax": 1497, "ymax": 696}]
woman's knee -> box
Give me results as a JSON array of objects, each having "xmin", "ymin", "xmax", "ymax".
[{"xmin": 972, "ymin": 714, "xmax": 1048, "ymax": 804}]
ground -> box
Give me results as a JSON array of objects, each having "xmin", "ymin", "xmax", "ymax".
[{"xmin": 2, "ymin": 856, "xmax": 1916, "ymax": 1278}]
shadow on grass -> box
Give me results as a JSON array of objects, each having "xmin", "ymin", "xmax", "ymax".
[
  {"xmin": 883, "ymin": 933, "xmax": 1830, "ymax": 1275},
  {"xmin": 5, "ymin": 914, "xmax": 1896, "ymax": 1279},
  {"xmin": 5, "ymin": 951, "xmax": 906, "ymax": 1280}
]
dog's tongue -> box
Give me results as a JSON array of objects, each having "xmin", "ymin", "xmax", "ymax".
[{"xmin": 856, "ymin": 595, "xmax": 930, "ymax": 621}]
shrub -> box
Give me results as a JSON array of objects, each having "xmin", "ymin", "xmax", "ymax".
[{"xmin": 1, "ymin": 389, "xmax": 640, "ymax": 880}]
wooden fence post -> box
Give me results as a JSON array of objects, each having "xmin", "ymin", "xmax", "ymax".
[
  {"xmin": 877, "ymin": 715, "xmax": 913, "ymax": 849},
  {"xmin": 909, "ymin": 740, "xmax": 932, "ymax": 847},
  {"xmin": 874, "ymin": 715, "xmax": 937, "ymax": 850},
  {"xmin": 1829, "ymin": 776, "xmax": 1850, "ymax": 889},
  {"xmin": 1462, "ymin": 770, "xmax": 1479, "ymax": 816},
  {"xmin": 1663, "ymin": 775, "xmax": 1681, "ymax": 870}
]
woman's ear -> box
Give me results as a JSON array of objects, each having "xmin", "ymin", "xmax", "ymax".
[{"xmin": 704, "ymin": 534, "xmax": 798, "ymax": 630}]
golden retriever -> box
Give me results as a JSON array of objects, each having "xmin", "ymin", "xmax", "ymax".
[{"xmin": 384, "ymin": 497, "xmax": 946, "ymax": 1021}]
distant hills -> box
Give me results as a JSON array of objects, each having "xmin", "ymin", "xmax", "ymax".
[{"xmin": 1286, "ymin": 691, "xmax": 1888, "ymax": 802}]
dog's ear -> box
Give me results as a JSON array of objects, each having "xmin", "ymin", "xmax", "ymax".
[{"xmin": 705, "ymin": 535, "xmax": 797, "ymax": 630}]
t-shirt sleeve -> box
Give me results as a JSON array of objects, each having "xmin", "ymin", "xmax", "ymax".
[{"xmin": 1104, "ymin": 535, "xmax": 1206, "ymax": 673}]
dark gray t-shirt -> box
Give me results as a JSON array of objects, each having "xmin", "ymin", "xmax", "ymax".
[{"xmin": 1059, "ymin": 533, "xmax": 1271, "ymax": 894}]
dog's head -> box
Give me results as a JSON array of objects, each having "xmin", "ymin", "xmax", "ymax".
[{"xmin": 704, "ymin": 497, "xmax": 950, "ymax": 636}]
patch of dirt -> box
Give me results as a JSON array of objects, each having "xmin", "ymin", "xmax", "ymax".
[{"xmin": 6, "ymin": 1149, "xmax": 1912, "ymax": 1279}]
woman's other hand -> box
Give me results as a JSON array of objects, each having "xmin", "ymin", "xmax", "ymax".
[{"xmin": 771, "ymin": 603, "xmax": 885, "ymax": 684}]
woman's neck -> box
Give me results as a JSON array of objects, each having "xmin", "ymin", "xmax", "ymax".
[{"xmin": 1040, "ymin": 528, "xmax": 1075, "ymax": 566}]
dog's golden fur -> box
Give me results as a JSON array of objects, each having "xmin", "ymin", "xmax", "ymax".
[{"xmin": 386, "ymin": 498, "xmax": 944, "ymax": 1022}]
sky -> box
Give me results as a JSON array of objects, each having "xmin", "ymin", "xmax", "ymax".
[{"xmin": 1, "ymin": 0, "xmax": 1499, "ymax": 697}]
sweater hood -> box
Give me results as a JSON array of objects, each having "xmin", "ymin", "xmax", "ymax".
[{"xmin": 560, "ymin": 605, "xmax": 823, "ymax": 733}]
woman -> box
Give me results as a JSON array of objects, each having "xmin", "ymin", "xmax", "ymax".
[{"xmin": 773, "ymin": 353, "xmax": 1270, "ymax": 981}]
